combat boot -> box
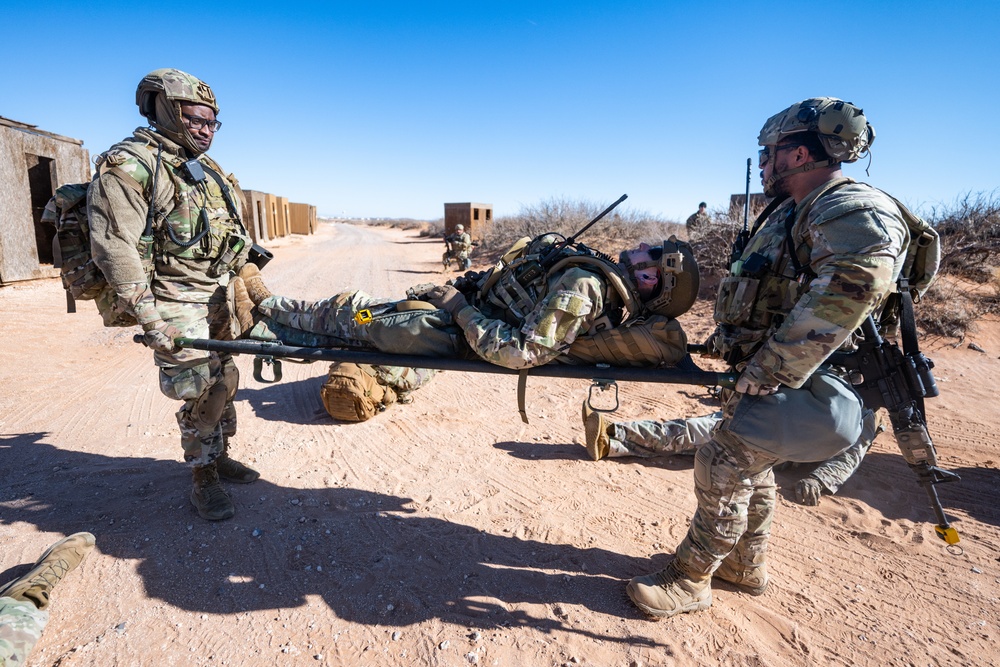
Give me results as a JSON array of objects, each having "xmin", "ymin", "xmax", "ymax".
[
  {"xmin": 626, "ymin": 560, "xmax": 712, "ymax": 619},
  {"xmin": 191, "ymin": 464, "xmax": 235, "ymax": 521},
  {"xmin": 0, "ymin": 532, "xmax": 95, "ymax": 610},
  {"xmin": 232, "ymin": 277, "xmax": 257, "ymax": 335},
  {"xmin": 216, "ymin": 442, "xmax": 260, "ymax": 484},
  {"xmin": 239, "ymin": 263, "xmax": 273, "ymax": 306},
  {"xmin": 582, "ymin": 402, "xmax": 630, "ymax": 461},
  {"xmin": 714, "ymin": 558, "xmax": 769, "ymax": 596}
]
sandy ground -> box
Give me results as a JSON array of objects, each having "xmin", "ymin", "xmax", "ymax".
[{"xmin": 1, "ymin": 222, "xmax": 998, "ymax": 667}]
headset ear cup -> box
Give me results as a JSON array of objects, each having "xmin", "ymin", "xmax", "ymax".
[
  {"xmin": 139, "ymin": 91, "xmax": 156, "ymax": 120},
  {"xmin": 663, "ymin": 241, "xmax": 699, "ymax": 318}
]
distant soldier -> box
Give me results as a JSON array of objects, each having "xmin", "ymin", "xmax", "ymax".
[
  {"xmin": 685, "ymin": 202, "xmax": 710, "ymax": 239},
  {"xmin": 0, "ymin": 532, "xmax": 95, "ymax": 665},
  {"xmin": 442, "ymin": 224, "xmax": 473, "ymax": 270}
]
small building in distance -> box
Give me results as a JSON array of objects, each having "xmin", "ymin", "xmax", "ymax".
[
  {"xmin": 0, "ymin": 116, "xmax": 91, "ymax": 285},
  {"xmin": 289, "ymin": 202, "xmax": 317, "ymax": 235},
  {"xmin": 242, "ymin": 190, "xmax": 270, "ymax": 243},
  {"xmin": 444, "ymin": 202, "xmax": 492, "ymax": 239}
]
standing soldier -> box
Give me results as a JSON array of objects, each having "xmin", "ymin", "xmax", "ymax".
[
  {"xmin": 626, "ymin": 98, "xmax": 910, "ymax": 617},
  {"xmin": 442, "ymin": 224, "xmax": 473, "ymax": 270},
  {"xmin": 88, "ymin": 69, "xmax": 258, "ymax": 522},
  {"xmin": 685, "ymin": 202, "xmax": 710, "ymax": 239}
]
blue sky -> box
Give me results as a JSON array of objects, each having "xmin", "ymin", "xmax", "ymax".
[{"xmin": 3, "ymin": 1, "xmax": 997, "ymax": 221}]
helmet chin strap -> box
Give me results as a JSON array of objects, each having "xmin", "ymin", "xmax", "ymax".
[
  {"xmin": 150, "ymin": 95, "xmax": 206, "ymax": 156},
  {"xmin": 763, "ymin": 159, "xmax": 834, "ymax": 197}
]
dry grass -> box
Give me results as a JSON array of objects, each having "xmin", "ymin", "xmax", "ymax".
[
  {"xmin": 478, "ymin": 197, "xmax": 685, "ymax": 263},
  {"xmin": 473, "ymin": 192, "xmax": 1000, "ymax": 340}
]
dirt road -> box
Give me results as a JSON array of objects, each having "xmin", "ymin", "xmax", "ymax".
[{"xmin": 1, "ymin": 222, "xmax": 997, "ymax": 666}]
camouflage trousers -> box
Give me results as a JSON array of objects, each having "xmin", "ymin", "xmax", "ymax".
[
  {"xmin": 152, "ymin": 293, "xmax": 239, "ymax": 466},
  {"xmin": 613, "ymin": 409, "xmax": 877, "ymax": 495},
  {"xmin": 251, "ymin": 291, "xmax": 464, "ymax": 357},
  {"xmin": 611, "ymin": 412, "xmax": 722, "ymax": 457},
  {"xmin": 673, "ymin": 436, "xmax": 779, "ymax": 579},
  {"xmin": 0, "ymin": 597, "xmax": 48, "ymax": 666}
]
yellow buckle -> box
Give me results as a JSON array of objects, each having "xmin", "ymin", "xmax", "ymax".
[
  {"xmin": 354, "ymin": 309, "xmax": 373, "ymax": 325},
  {"xmin": 935, "ymin": 524, "xmax": 960, "ymax": 545}
]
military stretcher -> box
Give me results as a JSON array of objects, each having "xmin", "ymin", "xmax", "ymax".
[{"xmin": 171, "ymin": 336, "xmax": 736, "ymax": 423}]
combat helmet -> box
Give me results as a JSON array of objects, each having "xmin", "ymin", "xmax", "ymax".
[
  {"xmin": 136, "ymin": 68, "xmax": 219, "ymax": 155},
  {"xmin": 758, "ymin": 97, "xmax": 875, "ymax": 196},
  {"xmin": 618, "ymin": 237, "xmax": 699, "ymax": 319}
]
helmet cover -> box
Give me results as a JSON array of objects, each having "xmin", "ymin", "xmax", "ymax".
[
  {"xmin": 135, "ymin": 68, "xmax": 219, "ymax": 155},
  {"xmin": 758, "ymin": 97, "xmax": 875, "ymax": 163}
]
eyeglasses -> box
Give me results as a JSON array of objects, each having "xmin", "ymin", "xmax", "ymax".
[
  {"xmin": 182, "ymin": 113, "xmax": 222, "ymax": 133},
  {"xmin": 758, "ymin": 143, "xmax": 801, "ymax": 168}
]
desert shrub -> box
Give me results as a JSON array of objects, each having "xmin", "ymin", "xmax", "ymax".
[
  {"xmin": 919, "ymin": 191, "xmax": 1000, "ymax": 337},
  {"xmin": 480, "ymin": 197, "xmax": 684, "ymax": 262}
]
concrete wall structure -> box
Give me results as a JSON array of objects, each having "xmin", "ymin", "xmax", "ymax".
[
  {"xmin": 444, "ymin": 202, "xmax": 492, "ymax": 240},
  {"xmin": 289, "ymin": 202, "xmax": 316, "ymax": 235},
  {"xmin": 276, "ymin": 196, "xmax": 291, "ymax": 237},
  {"xmin": 0, "ymin": 116, "xmax": 91, "ymax": 284},
  {"xmin": 242, "ymin": 190, "xmax": 270, "ymax": 243}
]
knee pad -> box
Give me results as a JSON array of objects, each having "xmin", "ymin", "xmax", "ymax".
[
  {"xmin": 693, "ymin": 442, "xmax": 719, "ymax": 492},
  {"xmin": 221, "ymin": 358, "xmax": 240, "ymax": 400},
  {"xmin": 191, "ymin": 381, "xmax": 229, "ymax": 432}
]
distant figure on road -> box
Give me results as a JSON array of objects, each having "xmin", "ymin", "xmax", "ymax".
[
  {"xmin": 685, "ymin": 202, "xmax": 710, "ymax": 239},
  {"xmin": 443, "ymin": 224, "xmax": 474, "ymax": 271},
  {"xmin": 0, "ymin": 532, "xmax": 95, "ymax": 665}
]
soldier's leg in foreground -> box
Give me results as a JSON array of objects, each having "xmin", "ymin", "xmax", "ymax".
[
  {"xmin": 0, "ymin": 532, "xmax": 95, "ymax": 664},
  {"xmin": 0, "ymin": 598, "xmax": 48, "ymax": 665},
  {"xmin": 627, "ymin": 438, "xmax": 778, "ymax": 618},
  {"xmin": 715, "ymin": 467, "xmax": 775, "ymax": 595},
  {"xmin": 795, "ymin": 408, "xmax": 879, "ymax": 505},
  {"xmin": 612, "ymin": 412, "xmax": 722, "ymax": 458},
  {"xmin": 156, "ymin": 301, "xmax": 239, "ymax": 521},
  {"xmin": 583, "ymin": 406, "xmax": 721, "ymax": 461}
]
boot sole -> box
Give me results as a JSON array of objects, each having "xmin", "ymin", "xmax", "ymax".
[
  {"xmin": 626, "ymin": 581, "xmax": 712, "ymax": 618},
  {"xmin": 715, "ymin": 577, "xmax": 769, "ymax": 596},
  {"xmin": 218, "ymin": 471, "xmax": 260, "ymax": 484}
]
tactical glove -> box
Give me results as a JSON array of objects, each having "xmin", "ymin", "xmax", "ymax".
[
  {"xmin": 735, "ymin": 363, "xmax": 780, "ymax": 396},
  {"xmin": 424, "ymin": 285, "xmax": 470, "ymax": 315},
  {"xmin": 118, "ymin": 282, "xmax": 182, "ymax": 353},
  {"xmin": 794, "ymin": 477, "xmax": 824, "ymax": 506},
  {"xmin": 142, "ymin": 319, "xmax": 184, "ymax": 353}
]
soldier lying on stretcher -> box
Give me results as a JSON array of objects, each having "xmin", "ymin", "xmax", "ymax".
[{"xmin": 231, "ymin": 234, "xmax": 699, "ymax": 420}]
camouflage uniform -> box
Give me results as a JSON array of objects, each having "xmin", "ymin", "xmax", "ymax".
[
  {"xmin": 606, "ymin": 408, "xmax": 877, "ymax": 496},
  {"xmin": 88, "ymin": 127, "xmax": 250, "ymax": 465},
  {"xmin": 0, "ymin": 598, "xmax": 47, "ymax": 666},
  {"xmin": 672, "ymin": 179, "xmax": 909, "ymax": 580},
  {"xmin": 251, "ymin": 266, "xmax": 620, "ymax": 370},
  {"xmin": 685, "ymin": 211, "xmax": 710, "ymax": 238},
  {"xmin": 443, "ymin": 230, "xmax": 473, "ymax": 269}
]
